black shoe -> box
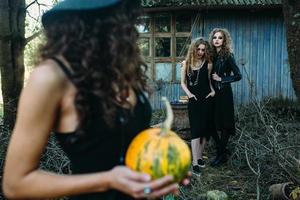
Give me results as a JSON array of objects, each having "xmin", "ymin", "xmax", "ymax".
[
  {"xmin": 197, "ymin": 159, "xmax": 205, "ymax": 168},
  {"xmin": 192, "ymin": 165, "xmax": 201, "ymax": 174},
  {"xmin": 210, "ymin": 154, "xmax": 227, "ymax": 167}
]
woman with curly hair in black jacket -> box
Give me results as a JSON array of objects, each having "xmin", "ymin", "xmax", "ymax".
[{"xmin": 209, "ymin": 28, "xmax": 242, "ymax": 167}]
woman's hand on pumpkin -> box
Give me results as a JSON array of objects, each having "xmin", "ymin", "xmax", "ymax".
[{"xmin": 108, "ymin": 166, "xmax": 179, "ymax": 199}]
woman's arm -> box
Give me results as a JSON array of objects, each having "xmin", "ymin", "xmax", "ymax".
[
  {"xmin": 180, "ymin": 61, "xmax": 196, "ymax": 99},
  {"xmin": 2, "ymin": 63, "xmax": 110, "ymax": 199},
  {"xmin": 3, "ymin": 62, "xmax": 179, "ymax": 199},
  {"xmin": 221, "ymin": 54, "xmax": 242, "ymax": 84},
  {"xmin": 206, "ymin": 63, "xmax": 215, "ymax": 98}
]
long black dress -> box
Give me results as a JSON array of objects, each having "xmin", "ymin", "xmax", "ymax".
[
  {"xmin": 212, "ymin": 53, "xmax": 242, "ymax": 135},
  {"xmin": 186, "ymin": 61, "xmax": 214, "ymax": 140},
  {"xmin": 52, "ymin": 58, "xmax": 152, "ymax": 200}
]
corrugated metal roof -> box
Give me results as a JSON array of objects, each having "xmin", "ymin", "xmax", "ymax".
[{"xmin": 141, "ymin": 0, "xmax": 281, "ymax": 8}]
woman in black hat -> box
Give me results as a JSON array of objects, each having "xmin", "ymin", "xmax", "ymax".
[{"xmin": 2, "ymin": 0, "xmax": 189, "ymax": 199}]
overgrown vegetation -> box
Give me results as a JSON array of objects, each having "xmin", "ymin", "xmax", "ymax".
[
  {"xmin": 177, "ymin": 97, "xmax": 300, "ymax": 200},
  {"xmin": 0, "ymin": 97, "xmax": 299, "ymax": 200}
]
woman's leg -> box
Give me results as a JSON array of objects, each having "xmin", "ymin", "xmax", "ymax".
[
  {"xmin": 219, "ymin": 129, "xmax": 230, "ymax": 155},
  {"xmin": 191, "ymin": 137, "xmax": 201, "ymax": 166},
  {"xmin": 199, "ymin": 137, "xmax": 206, "ymax": 159},
  {"xmin": 191, "ymin": 137, "xmax": 201, "ymax": 173},
  {"xmin": 210, "ymin": 129, "xmax": 228, "ymax": 167},
  {"xmin": 198, "ymin": 137, "xmax": 207, "ymax": 167},
  {"xmin": 211, "ymin": 129, "xmax": 221, "ymax": 156}
]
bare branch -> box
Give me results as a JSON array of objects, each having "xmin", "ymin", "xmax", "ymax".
[
  {"xmin": 25, "ymin": 0, "xmax": 37, "ymax": 10},
  {"xmin": 245, "ymin": 145, "xmax": 259, "ymax": 176},
  {"xmin": 25, "ymin": 30, "xmax": 43, "ymax": 44},
  {"xmin": 25, "ymin": 0, "xmax": 49, "ymax": 10},
  {"xmin": 26, "ymin": 10, "xmax": 39, "ymax": 23}
]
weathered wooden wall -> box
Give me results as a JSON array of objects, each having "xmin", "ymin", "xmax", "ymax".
[{"xmin": 149, "ymin": 10, "xmax": 296, "ymax": 110}]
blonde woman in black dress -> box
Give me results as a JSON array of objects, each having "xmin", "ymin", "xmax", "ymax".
[{"xmin": 181, "ymin": 38, "xmax": 215, "ymax": 173}]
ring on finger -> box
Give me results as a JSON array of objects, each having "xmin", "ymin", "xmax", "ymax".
[{"xmin": 143, "ymin": 187, "xmax": 152, "ymax": 195}]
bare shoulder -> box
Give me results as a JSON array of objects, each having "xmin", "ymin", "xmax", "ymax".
[
  {"xmin": 28, "ymin": 59, "xmax": 67, "ymax": 91},
  {"xmin": 17, "ymin": 59, "xmax": 69, "ymax": 119}
]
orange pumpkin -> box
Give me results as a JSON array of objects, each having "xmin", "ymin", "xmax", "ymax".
[{"xmin": 125, "ymin": 97, "xmax": 191, "ymax": 182}]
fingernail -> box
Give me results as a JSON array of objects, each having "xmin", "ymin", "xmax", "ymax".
[{"xmin": 184, "ymin": 179, "xmax": 190, "ymax": 185}]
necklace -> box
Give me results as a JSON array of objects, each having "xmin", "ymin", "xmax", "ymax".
[{"xmin": 187, "ymin": 60, "xmax": 205, "ymax": 86}]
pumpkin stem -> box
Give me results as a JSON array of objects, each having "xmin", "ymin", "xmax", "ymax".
[{"xmin": 161, "ymin": 97, "xmax": 173, "ymax": 135}]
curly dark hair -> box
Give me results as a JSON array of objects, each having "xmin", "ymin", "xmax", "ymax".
[{"xmin": 40, "ymin": 0, "xmax": 148, "ymax": 132}]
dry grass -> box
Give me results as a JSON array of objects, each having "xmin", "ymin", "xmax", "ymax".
[
  {"xmin": 175, "ymin": 97, "xmax": 300, "ymax": 200},
  {"xmin": 0, "ymin": 126, "xmax": 70, "ymax": 200}
]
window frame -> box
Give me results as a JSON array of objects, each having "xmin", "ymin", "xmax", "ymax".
[{"xmin": 138, "ymin": 12, "xmax": 193, "ymax": 83}]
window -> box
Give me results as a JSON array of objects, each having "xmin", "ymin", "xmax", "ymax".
[
  {"xmin": 155, "ymin": 38, "xmax": 171, "ymax": 57},
  {"xmin": 155, "ymin": 14, "xmax": 171, "ymax": 32},
  {"xmin": 137, "ymin": 12, "xmax": 192, "ymax": 82},
  {"xmin": 136, "ymin": 16, "xmax": 150, "ymax": 33},
  {"xmin": 138, "ymin": 38, "xmax": 150, "ymax": 57},
  {"xmin": 176, "ymin": 37, "xmax": 190, "ymax": 57}
]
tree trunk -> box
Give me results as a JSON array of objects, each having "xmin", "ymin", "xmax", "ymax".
[
  {"xmin": 0, "ymin": 0, "xmax": 25, "ymax": 129},
  {"xmin": 282, "ymin": 0, "xmax": 300, "ymax": 102}
]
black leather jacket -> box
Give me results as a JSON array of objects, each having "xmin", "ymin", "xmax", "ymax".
[{"xmin": 213, "ymin": 53, "xmax": 242, "ymax": 90}]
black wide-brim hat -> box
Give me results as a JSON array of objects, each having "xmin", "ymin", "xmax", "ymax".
[{"xmin": 42, "ymin": 0, "xmax": 121, "ymax": 28}]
